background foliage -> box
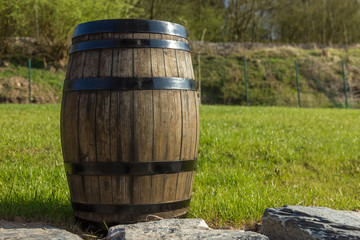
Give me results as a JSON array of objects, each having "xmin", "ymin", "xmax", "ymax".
[
  {"xmin": 1, "ymin": 0, "xmax": 360, "ymax": 106},
  {"xmin": 2, "ymin": 0, "xmax": 360, "ymax": 63}
]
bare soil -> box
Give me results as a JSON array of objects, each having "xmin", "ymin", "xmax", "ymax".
[{"xmin": 0, "ymin": 76, "xmax": 60, "ymax": 103}]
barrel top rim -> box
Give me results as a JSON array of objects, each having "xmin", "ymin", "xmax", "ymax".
[{"xmin": 73, "ymin": 19, "xmax": 187, "ymax": 39}]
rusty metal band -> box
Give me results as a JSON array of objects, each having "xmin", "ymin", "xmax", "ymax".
[
  {"xmin": 64, "ymin": 159, "xmax": 197, "ymax": 176},
  {"xmin": 69, "ymin": 39, "xmax": 190, "ymax": 54},
  {"xmin": 73, "ymin": 19, "xmax": 187, "ymax": 39},
  {"xmin": 63, "ymin": 77, "xmax": 196, "ymax": 91},
  {"xmin": 71, "ymin": 199, "xmax": 191, "ymax": 214}
]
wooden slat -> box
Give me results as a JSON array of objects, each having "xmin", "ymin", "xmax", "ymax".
[
  {"xmin": 162, "ymin": 173, "xmax": 178, "ymax": 202},
  {"xmin": 96, "ymin": 90, "xmax": 113, "ymax": 221},
  {"xmin": 153, "ymin": 91, "xmax": 168, "ymax": 162},
  {"xmin": 97, "ymin": 34, "xmax": 113, "ymax": 221},
  {"xmin": 175, "ymin": 172, "xmax": 188, "ymax": 201},
  {"xmin": 112, "ymin": 176, "xmax": 131, "ymax": 204},
  {"xmin": 63, "ymin": 35, "xmax": 88, "ymax": 219},
  {"xmin": 99, "ymin": 33, "xmax": 113, "ymax": 77},
  {"xmin": 110, "ymin": 91, "xmax": 118, "ymax": 163},
  {"xmin": 82, "ymin": 34, "xmax": 101, "ymax": 78},
  {"xmin": 189, "ymin": 91, "xmax": 197, "ymax": 158},
  {"xmin": 162, "ymin": 35, "xmax": 179, "ymax": 78},
  {"xmin": 65, "ymin": 55, "xmax": 73, "ymax": 80},
  {"xmin": 150, "ymin": 33, "xmax": 166, "ymax": 78},
  {"xmin": 120, "ymin": 49, "xmax": 133, "ymax": 77},
  {"xmin": 60, "ymin": 95, "xmax": 67, "ymax": 162},
  {"xmin": 150, "ymin": 174, "xmax": 164, "ymax": 204},
  {"xmin": 96, "ymin": 91, "xmax": 112, "ymax": 221},
  {"xmin": 157, "ymin": 35, "xmax": 182, "ymax": 209},
  {"xmin": 176, "ymin": 50, "xmax": 188, "ymax": 79},
  {"xmin": 174, "ymin": 37, "xmax": 187, "ymax": 78},
  {"xmin": 195, "ymin": 91, "xmax": 200, "ymax": 158},
  {"xmin": 79, "ymin": 34, "xmax": 101, "ymax": 219},
  {"xmin": 118, "ymin": 91, "xmax": 134, "ymax": 163},
  {"xmin": 134, "ymin": 33, "xmax": 151, "ymax": 78},
  {"xmin": 177, "ymin": 91, "xmax": 197, "ymax": 203},
  {"xmin": 113, "ymin": 33, "xmax": 133, "ymax": 77},
  {"xmin": 185, "ymin": 171, "xmax": 195, "ymax": 199},
  {"xmin": 175, "ymin": 92, "xmax": 198, "ymax": 201},
  {"xmin": 78, "ymin": 94, "xmax": 97, "ymax": 163},
  {"xmin": 151, "ymin": 91, "xmax": 168, "ymax": 207},
  {"xmin": 167, "ymin": 91, "xmax": 182, "ymax": 160},
  {"xmin": 78, "ymin": 92, "xmax": 99, "ymax": 226},
  {"xmin": 133, "ymin": 91, "xmax": 153, "ymax": 204},
  {"xmin": 181, "ymin": 91, "xmax": 194, "ymax": 159},
  {"xmin": 112, "ymin": 91, "xmax": 133, "ymax": 221},
  {"xmin": 110, "ymin": 89, "xmax": 133, "ymax": 222},
  {"xmin": 112, "ymin": 176, "xmax": 132, "ymax": 222},
  {"xmin": 68, "ymin": 51, "xmax": 86, "ymax": 80},
  {"xmin": 133, "ymin": 176, "xmax": 152, "ymax": 205},
  {"xmin": 133, "ymin": 34, "xmax": 153, "ymax": 206},
  {"xmin": 134, "ymin": 47, "xmax": 151, "ymax": 77},
  {"xmin": 63, "ymin": 92, "xmax": 86, "ymax": 207},
  {"xmin": 113, "ymin": 29, "xmax": 134, "ymax": 217},
  {"xmin": 184, "ymin": 51, "xmax": 195, "ymax": 79}
]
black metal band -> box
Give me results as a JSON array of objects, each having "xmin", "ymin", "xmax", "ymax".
[
  {"xmin": 73, "ymin": 19, "xmax": 187, "ymax": 39},
  {"xmin": 72, "ymin": 199, "xmax": 191, "ymax": 214},
  {"xmin": 70, "ymin": 39, "xmax": 190, "ymax": 54},
  {"xmin": 63, "ymin": 77, "xmax": 196, "ymax": 91},
  {"xmin": 64, "ymin": 159, "xmax": 196, "ymax": 176}
]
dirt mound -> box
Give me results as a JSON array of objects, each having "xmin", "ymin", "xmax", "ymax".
[{"xmin": 0, "ymin": 76, "xmax": 60, "ymax": 103}]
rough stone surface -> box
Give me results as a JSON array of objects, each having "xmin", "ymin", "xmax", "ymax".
[
  {"xmin": 261, "ymin": 205, "xmax": 360, "ymax": 240},
  {"xmin": 106, "ymin": 218, "xmax": 268, "ymax": 240},
  {"xmin": 0, "ymin": 220, "xmax": 82, "ymax": 240}
]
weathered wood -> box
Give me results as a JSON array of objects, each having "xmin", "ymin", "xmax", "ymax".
[
  {"xmin": 153, "ymin": 90, "xmax": 168, "ymax": 162},
  {"xmin": 61, "ymin": 21, "xmax": 198, "ymax": 223},
  {"xmin": 184, "ymin": 51, "xmax": 195, "ymax": 79},
  {"xmin": 176, "ymin": 50, "xmax": 188, "ymax": 79},
  {"xmin": 150, "ymin": 33, "xmax": 166, "ymax": 78},
  {"xmin": 133, "ymin": 90, "xmax": 153, "ymax": 205},
  {"xmin": 195, "ymin": 92, "xmax": 200, "ymax": 157},
  {"xmin": 163, "ymin": 34, "xmax": 179, "ymax": 78},
  {"xmin": 97, "ymin": 34, "xmax": 113, "ymax": 217},
  {"xmin": 167, "ymin": 91, "xmax": 182, "ymax": 160},
  {"xmin": 133, "ymin": 92, "xmax": 153, "ymax": 163},
  {"xmin": 118, "ymin": 91, "xmax": 134, "ymax": 163}
]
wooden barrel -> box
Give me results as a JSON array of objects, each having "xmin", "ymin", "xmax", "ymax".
[{"xmin": 60, "ymin": 19, "xmax": 199, "ymax": 224}]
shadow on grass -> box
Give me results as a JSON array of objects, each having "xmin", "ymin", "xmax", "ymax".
[{"xmin": 0, "ymin": 198, "xmax": 73, "ymax": 223}]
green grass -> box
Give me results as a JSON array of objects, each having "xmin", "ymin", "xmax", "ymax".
[
  {"xmin": 0, "ymin": 104, "xmax": 71, "ymax": 222},
  {"xmin": 0, "ymin": 104, "xmax": 359, "ymax": 230}
]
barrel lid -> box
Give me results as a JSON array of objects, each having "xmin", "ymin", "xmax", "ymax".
[{"xmin": 73, "ymin": 19, "xmax": 187, "ymax": 39}]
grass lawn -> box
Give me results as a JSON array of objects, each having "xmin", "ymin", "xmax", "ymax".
[{"xmin": 0, "ymin": 104, "xmax": 359, "ymax": 230}]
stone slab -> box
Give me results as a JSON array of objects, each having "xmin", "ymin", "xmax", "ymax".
[
  {"xmin": 106, "ymin": 218, "xmax": 268, "ymax": 240},
  {"xmin": 0, "ymin": 220, "xmax": 82, "ymax": 240},
  {"xmin": 261, "ymin": 205, "xmax": 360, "ymax": 240}
]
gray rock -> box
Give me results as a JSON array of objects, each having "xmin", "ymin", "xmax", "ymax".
[
  {"xmin": 0, "ymin": 220, "xmax": 82, "ymax": 240},
  {"xmin": 106, "ymin": 218, "xmax": 268, "ymax": 240},
  {"xmin": 261, "ymin": 205, "xmax": 360, "ymax": 240}
]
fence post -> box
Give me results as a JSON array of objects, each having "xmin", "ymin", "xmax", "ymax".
[
  {"xmin": 28, "ymin": 59, "xmax": 31, "ymax": 104},
  {"xmin": 244, "ymin": 56, "xmax": 249, "ymax": 106},
  {"xmin": 342, "ymin": 61, "xmax": 348, "ymax": 109},
  {"xmin": 295, "ymin": 60, "xmax": 301, "ymax": 107}
]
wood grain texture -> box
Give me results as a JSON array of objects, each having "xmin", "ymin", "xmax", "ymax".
[
  {"xmin": 133, "ymin": 90, "xmax": 153, "ymax": 205},
  {"xmin": 61, "ymin": 28, "xmax": 198, "ymax": 223},
  {"xmin": 162, "ymin": 34, "xmax": 179, "ymax": 78}
]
